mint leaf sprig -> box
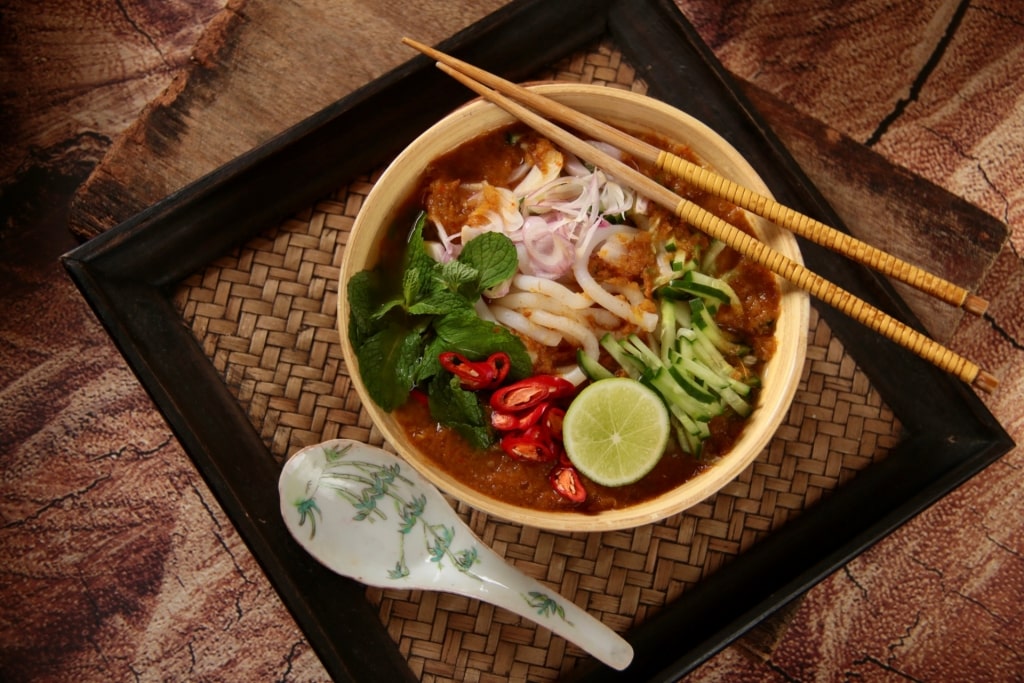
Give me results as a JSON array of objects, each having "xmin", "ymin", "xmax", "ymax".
[{"xmin": 347, "ymin": 212, "xmax": 532, "ymax": 448}]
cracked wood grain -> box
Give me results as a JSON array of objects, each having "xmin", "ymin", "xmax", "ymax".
[
  {"xmin": 864, "ymin": 0, "xmax": 972, "ymax": 146},
  {"xmin": 0, "ymin": 219, "xmax": 329, "ymax": 681},
  {"xmin": 65, "ymin": 0, "xmax": 513, "ymax": 239},
  {"xmin": 0, "ymin": 0, "xmax": 228, "ymax": 242},
  {"xmin": 738, "ymin": 79, "xmax": 1005, "ymax": 341},
  {"xmin": 676, "ymin": 0, "xmax": 965, "ymax": 142}
]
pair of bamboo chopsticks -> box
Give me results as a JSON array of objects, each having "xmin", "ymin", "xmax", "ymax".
[{"xmin": 403, "ymin": 38, "xmax": 998, "ymax": 393}]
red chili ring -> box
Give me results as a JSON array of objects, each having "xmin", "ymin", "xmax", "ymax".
[
  {"xmin": 500, "ymin": 430, "xmax": 557, "ymax": 463},
  {"xmin": 438, "ymin": 350, "xmax": 510, "ymax": 391},
  {"xmin": 549, "ymin": 466, "xmax": 587, "ymax": 503},
  {"xmin": 490, "ymin": 375, "xmax": 575, "ymax": 413},
  {"xmin": 491, "ymin": 402, "xmax": 549, "ymax": 431}
]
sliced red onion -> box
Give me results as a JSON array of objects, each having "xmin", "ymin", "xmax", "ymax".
[
  {"xmin": 588, "ymin": 140, "xmax": 624, "ymax": 160},
  {"xmin": 522, "ymin": 218, "xmax": 574, "ymax": 279},
  {"xmin": 562, "ymin": 151, "xmax": 590, "ymax": 177},
  {"xmin": 599, "ymin": 176, "xmax": 633, "ymax": 216},
  {"xmin": 431, "ymin": 220, "xmax": 458, "ymax": 260}
]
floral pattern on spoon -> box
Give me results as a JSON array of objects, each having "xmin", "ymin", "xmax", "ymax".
[{"xmin": 279, "ymin": 438, "xmax": 633, "ymax": 670}]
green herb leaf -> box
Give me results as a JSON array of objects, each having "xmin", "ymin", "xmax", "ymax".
[
  {"xmin": 428, "ymin": 373, "xmax": 493, "ymax": 449},
  {"xmin": 407, "ymin": 288, "xmax": 475, "ymax": 317},
  {"xmin": 433, "ymin": 309, "xmax": 533, "ymax": 379},
  {"xmin": 439, "ymin": 259, "xmax": 481, "ymax": 299},
  {"xmin": 457, "ymin": 230, "xmax": 518, "ymax": 291},
  {"xmin": 403, "ymin": 214, "xmax": 438, "ymax": 289},
  {"xmin": 402, "ymin": 265, "xmax": 435, "ymax": 308},
  {"xmin": 346, "ymin": 270, "xmax": 379, "ymax": 348},
  {"xmin": 413, "ymin": 335, "xmax": 447, "ymax": 385},
  {"xmin": 356, "ymin": 324, "xmax": 426, "ymax": 411},
  {"xmin": 346, "ymin": 212, "xmax": 531, "ymax": 437},
  {"xmin": 371, "ymin": 295, "xmax": 406, "ymax": 321}
]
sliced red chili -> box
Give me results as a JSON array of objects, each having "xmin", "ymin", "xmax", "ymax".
[
  {"xmin": 543, "ymin": 406, "xmax": 565, "ymax": 440},
  {"xmin": 500, "ymin": 429, "xmax": 557, "ymax": 463},
  {"xmin": 549, "ymin": 466, "xmax": 587, "ymax": 503},
  {"xmin": 438, "ymin": 351, "xmax": 510, "ymax": 391},
  {"xmin": 491, "ymin": 402, "xmax": 548, "ymax": 431},
  {"xmin": 490, "ymin": 375, "xmax": 575, "ymax": 413},
  {"xmin": 410, "ymin": 388, "xmax": 430, "ymax": 407},
  {"xmin": 557, "ymin": 449, "xmax": 573, "ymax": 468},
  {"xmin": 486, "ymin": 351, "xmax": 511, "ymax": 387},
  {"xmin": 522, "ymin": 422, "xmax": 553, "ymax": 444}
]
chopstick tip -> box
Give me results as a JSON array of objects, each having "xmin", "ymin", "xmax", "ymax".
[
  {"xmin": 402, "ymin": 36, "xmax": 436, "ymax": 58},
  {"xmin": 963, "ymin": 293, "xmax": 989, "ymax": 316},
  {"xmin": 974, "ymin": 369, "xmax": 999, "ymax": 393}
]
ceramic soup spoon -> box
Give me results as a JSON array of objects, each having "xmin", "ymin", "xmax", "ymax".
[{"xmin": 279, "ymin": 438, "xmax": 634, "ymax": 671}]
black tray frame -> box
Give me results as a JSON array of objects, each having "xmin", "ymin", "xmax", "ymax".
[{"xmin": 63, "ymin": 1, "xmax": 1013, "ymax": 681}]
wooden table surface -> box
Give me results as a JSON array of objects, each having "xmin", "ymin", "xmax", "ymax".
[{"xmin": 2, "ymin": 1, "xmax": 1022, "ymax": 681}]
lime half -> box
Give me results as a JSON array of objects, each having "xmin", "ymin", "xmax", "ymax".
[{"xmin": 562, "ymin": 377, "xmax": 670, "ymax": 487}]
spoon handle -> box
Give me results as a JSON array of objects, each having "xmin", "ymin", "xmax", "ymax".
[
  {"xmin": 279, "ymin": 439, "xmax": 633, "ymax": 670},
  {"xmin": 461, "ymin": 544, "xmax": 634, "ymax": 671}
]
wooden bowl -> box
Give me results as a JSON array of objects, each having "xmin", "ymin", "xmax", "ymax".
[{"xmin": 338, "ymin": 83, "xmax": 809, "ymax": 531}]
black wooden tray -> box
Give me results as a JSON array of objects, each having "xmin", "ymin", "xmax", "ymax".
[{"xmin": 63, "ymin": 0, "xmax": 1013, "ymax": 680}]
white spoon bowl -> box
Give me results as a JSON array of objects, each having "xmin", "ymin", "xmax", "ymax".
[{"xmin": 279, "ymin": 438, "xmax": 634, "ymax": 670}]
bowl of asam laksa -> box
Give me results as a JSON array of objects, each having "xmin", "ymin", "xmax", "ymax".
[{"xmin": 338, "ymin": 83, "xmax": 809, "ymax": 532}]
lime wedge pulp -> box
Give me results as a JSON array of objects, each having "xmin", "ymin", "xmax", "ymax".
[{"xmin": 562, "ymin": 377, "xmax": 670, "ymax": 487}]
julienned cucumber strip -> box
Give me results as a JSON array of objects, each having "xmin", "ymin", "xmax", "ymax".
[
  {"xmin": 701, "ymin": 239, "xmax": 728, "ymax": 274},
  {"xmin": 689, "ymin": 299, "xmax": 750, "ymax": 357},
  {"xmin": 576, "ymin": 239, "xmax": 761, "ymax": 456},
  {"xmin": 577, "ymin": 347, "xmax": 614, "ymax": 381},
  {"xmin": 582, "ymin": 309, "xmax": 755, "ymax": 455},
  {"xmin": 599, "ymin": 334, "xmax": 644, "ymax": 379},
  {"xmin": 657, "ymin": 269, "xmax": 740, "ymax": 308}
]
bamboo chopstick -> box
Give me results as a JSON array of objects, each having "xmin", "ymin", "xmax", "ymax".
[
  {"xmin": 403, "ymin": 37, "xmax": 989, "ymax": 318},
  {"xmin": 403, "ymin": 41, "xmax": 997, "ymax": 393}
]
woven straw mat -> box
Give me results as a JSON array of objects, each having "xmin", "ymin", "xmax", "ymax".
[{"xmin": 174, "ymin": 40, "xmax": 900, "ymax": 683}]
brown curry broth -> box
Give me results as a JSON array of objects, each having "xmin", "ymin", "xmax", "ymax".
[
  {"xmin": 396, "ymin": 397, "xmax": 711, "ymax": 513},
  {"xmin": 381, "ymin": 124, "xmax": 778, "ymax": 513}
]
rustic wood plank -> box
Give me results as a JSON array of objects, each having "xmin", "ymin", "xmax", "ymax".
[
  {"xmin": 867, "ymin": 1, "xmax": 1024, "ymax": 256},
  {"xmin": 1, "ymin": 0, "xmax": 226, "ymax": 191},
  {"xmin": 675, "ymin": 0, "xmax": 964, "ymax": 142},
  {"xmin": 66, "ymin": 0, "xmax": 512, "ymax": 239}
]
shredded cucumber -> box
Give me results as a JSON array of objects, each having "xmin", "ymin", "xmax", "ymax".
[{"xmin": 573, "ymin": 237, "xmax": 759, "ymax": 457}]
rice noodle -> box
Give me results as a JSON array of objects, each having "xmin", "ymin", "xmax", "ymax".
[
  {"xmin": 586, "ymin": 308, "xmax": 622, "ymax": 330},
  {"xmin": 572, "ymin": 226, "xmax": 659, "ymax": 331},
  {"xmin": 529, "ymin": 310, "xmax": 600, "ymax": 361},
  {"xmin": 489, "ymin": 305, "xmax": 563, "ymax": 347},
  {"xmin": 512, "ymin": 274, "xmax": 592, "ymax": 309},
  {"xmin": 603, "ymin": 281, "xmax": 646, "ymax": 307},
  {"xmin": 497, "ymin": 292, "xmax": 590, "ymax": 323},
  {"xmin": 474, "ymin": 298, "xmax": 496, "ymax": 323}
]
